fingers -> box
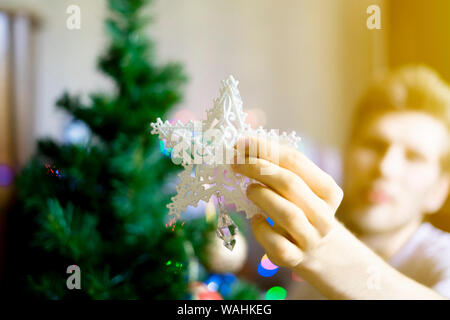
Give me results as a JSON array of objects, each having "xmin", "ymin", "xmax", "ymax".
[
  {"xmin": 235, "ymin": 136, "xmax": 343, "ymax": 209},
  {"xmin": 233, "ymin": 157, "xmax": 334, "ymax": 235},
  {"xmin": 247, "ymin": 184, "xmax": 321, "ymax": 249},
  {"xmin": 251, "ymin": 214, "xmax": 304, "ymax": 268}
]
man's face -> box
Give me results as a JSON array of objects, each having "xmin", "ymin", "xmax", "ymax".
[{"xmin": 342, "ymin": 111, "xmax": 448, "ymax": 234}]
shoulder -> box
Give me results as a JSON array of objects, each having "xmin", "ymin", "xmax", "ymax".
[
  {"xmin": 399, "ymin": 223, "xmax": 450, "ymax": 269},
  {"xmin": 392, "ymin": 223, "xmax": 450, "ymax": 265},
  {"xmin": 396, "ymin": 223, "xmax": 450, "ymax": 297},
  {"xmin": 391, "ymin": 223, "xmax": 450, "ymax": 278},
  {"xmin": 415, "ymin": 223, "xmax": 450, "ymax": 257},
  {"xmin": 421, "ymin": 223, "xmax": 450, "ymax": 297}
]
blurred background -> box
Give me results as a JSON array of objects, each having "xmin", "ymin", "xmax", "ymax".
[{"xmin": 0, "ymin": 0, "xmax": 449, "ymax": 299}]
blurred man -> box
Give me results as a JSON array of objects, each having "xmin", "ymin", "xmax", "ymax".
[{"xmin": 232, "ymin": 65, "xmax": 450, "ymax": 299}]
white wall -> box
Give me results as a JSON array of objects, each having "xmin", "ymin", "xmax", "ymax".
[{"xmin": 1, "ymin": 0, "xmax": 387, "ymax": 153}]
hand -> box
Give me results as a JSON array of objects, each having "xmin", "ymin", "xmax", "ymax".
[
  {"xmin": 231, "ymin": 137, "xmax": 445, "ymax": 299},
  {"xmin": 231, "ymin": 137, "xmax": 344, "ymax": 270}
]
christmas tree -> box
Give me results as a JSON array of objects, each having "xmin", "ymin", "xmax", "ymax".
[{"xmin": 1, "ymin": 0, "xmax": 260, "ymax": 299}]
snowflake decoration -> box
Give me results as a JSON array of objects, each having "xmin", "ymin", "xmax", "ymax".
[{"xmin": 150, "ymin": 75, "xmax": 301, "ymax": 220}]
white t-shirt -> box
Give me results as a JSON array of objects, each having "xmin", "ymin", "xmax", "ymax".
[{"xmin": 288, "ymin": 222, "xmax": 450, "ymax": 299}]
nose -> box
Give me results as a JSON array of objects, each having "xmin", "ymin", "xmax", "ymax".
[{"xmin": 377, "ymin": 145, "xmax": 403, "ymax": 179}]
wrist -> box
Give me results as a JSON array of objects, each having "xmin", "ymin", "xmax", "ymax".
[
  {"xmin": 292, "ymin": 221, "xmax": 387, "ymax": 299},
  {"xmin": 294, "ymin": 220, "xmax": 348, "ymax": 275}
]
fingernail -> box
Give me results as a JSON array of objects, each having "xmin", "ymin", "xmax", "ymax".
[{"xmin": 246, "ymin": 183, "xmax": 257, "ymax": 195}]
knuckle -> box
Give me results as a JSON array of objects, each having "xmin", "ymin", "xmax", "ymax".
[
  {"xmin": 279, "ymin": 205, "xmax": 297, "ymax": 223},
  {"xmin": 273, "ymin": 246, "xmax": 291, "ymax": 266},
  {"xmin": 319, "ymin": 219, "xmax": 335, "ymax": 237},
  {"xmin": 266, "ymin": 253, "xmax": 285, "ymax": 268},
  {"xmin": 322, "ymin": 173, "xmax": 343, "ymax": 201},
  {"xmin": 329, "ymin": 184, "xmax": 344, "ymax": 209},
  {"xmin": 295, "ymin": 224, "xmax": 319, "ymax": 251},
  {"xmin": 246, "ymin": 161, "xmax": 260, "ymax": 176},
  {"xmin": 335, "ymin": 185, "xmax": 344, "ymax": 203},
  {"xmin": 323, "ymin": 173, "xmax": 337, "ymax": 191},
  {"xmin": 279, "ymin": 171, "xmax": 297, "ymax": 193},
  {"xmin": 275, "ymin": 247, "xmax": 303, "ymax": 268},
  {"xmin": 256, "ymin": 158, "xmax": 273, "ymax": 176},
  {"xmin": 246, "ymin": 183, "xmax": 260, "ymax": 198}
]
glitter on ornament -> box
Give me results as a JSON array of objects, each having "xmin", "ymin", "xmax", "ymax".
[
  {"xmin": 0, "ymin": 164, "xmax": 14, "ymax": 187},
  {"xmin": 265, "ymin": 286, "xmax": 287, "ymax": 300}
]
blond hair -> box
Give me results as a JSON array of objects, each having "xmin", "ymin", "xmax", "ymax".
[{"xmin": 351, "ymin": 65, "xmax": 450, "ymax": 170}]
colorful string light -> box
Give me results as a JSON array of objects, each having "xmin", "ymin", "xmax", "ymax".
[
  {"xmin": 205, "ymin": 273, "xmax": 237, "ymax": 297},
  {"xmin": 265, "ymin": 286, "xmax": 286, "ymax": 300},
  {"xmin": 0, "ymin": 164, "xmax": 14, "ymax": 187},
  {"xmin": 165, "ymin": 260, "xmax": 183, "ymax": 274},
  {"xmin": 159, "ymin": 140, "xmax": 172, "ymax": 157},
  {"xmin": 266, "ymin": 217, "xmax": 274, "ymax": 226},
  {"xmin": 165, "ymin": 217, "xmax": 184, "ymax": 232},
  {"xmin": 45, "ymin": 163, "xmax": 62, "ymax": 178},
  {"xmin": 257, "ymin": 254, "xmax": 279, "ymax": 277}
]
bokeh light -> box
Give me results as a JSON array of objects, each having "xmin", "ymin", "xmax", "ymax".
[
  {"xmin": 257, "ymin": 263, "xmax": 278, "ymax": 277},
  {"xmin": 261, "ymin": 257, "xmax": 278, "ymax": 270},
  {"xmin": 0, "ymin": 165, "xmax": 14, "ymax": 187},
  {"xmin": 266, "ymin": 217, "xmax": 274, "ymax": 226},
  {"xmin": 257, "ymin": 254, "xmax": 279, "ymax": 277},
  {"xmin": 265, "ymin": 286, "xmax": 287, "ymax": 300},
  {"xmin": 63, "ymin": 120, "xmax": 91, "ymax": 145},
  {"xmin": 159, "ymin": 140, "xmax": 172, "ymax": 157},
  {"xmin": 205, "ymin": 274, "xmax": 222, "ymax": 292},
  {"xmin": 204, "ymin": 273, "xmax": 237, "ymax": 297}
]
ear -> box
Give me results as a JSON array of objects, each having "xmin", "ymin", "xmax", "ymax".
[{"xmin": 424, "ymin": 173, "xmax": 450, "ymax": 214}]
